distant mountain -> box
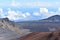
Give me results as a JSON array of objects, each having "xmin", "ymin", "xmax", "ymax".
[
  {"xmin": 18, "ymin": 15, "xmax": 60, "ymax": 23},
  {"xmin": 0, "ymin": 15, "xmax": 60, "ymax": 32},
  {"xmin": 46, "ymin": 15, "xmax": 60, "ymax": 20},
  {"xmin": 40, "ymin": 15, "xmax": 60, "ymax": 22},
  {"xmin": 15, "ymin": 15, "xmax": 60, "ymax": 32},
  {"xmin": 18, "ymin": 30, "xmax": 60, "ymax": 40}
]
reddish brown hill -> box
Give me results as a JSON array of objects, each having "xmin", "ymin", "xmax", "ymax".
[{"xmin": 18, "ymin": 30, "xmax": 60, "ymax": 40}]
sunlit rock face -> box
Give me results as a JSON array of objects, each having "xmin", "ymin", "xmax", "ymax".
[{"xmin": 0, "ymin": 18, "xmax": 30, "ymax": 40}]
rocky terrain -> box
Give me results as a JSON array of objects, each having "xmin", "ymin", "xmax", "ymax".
[
  {"xmin": 0, "ymin": 18, "xmax": 30, "ymax": 40},
  {"xmin": 18, "ymin": 30, "xmax": 60, "ymax": 40}
]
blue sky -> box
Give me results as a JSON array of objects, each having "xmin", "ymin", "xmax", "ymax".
[
  {"xmin": 0, "ymin": 0, "xmax": 60, "ymax": 7},
  {"xmin": 0, "ymin": 0, "xmax": 60, "ymax": 21}
]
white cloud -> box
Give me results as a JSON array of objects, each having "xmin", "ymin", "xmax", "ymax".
[
  {"xmin": 21, "ymin": 12, "xmax": 31, "ymax": 18},
  {"xmin": 0, "ymin": 8, "xmax": 3, "ymax": 13},
  {"xmin": 6, "ymin": 8, "xmax": 59, "ymax": 21},
  {"xmin": 25, "ymin": 12, "xmax": 30, "ymax": 16},
  {"xmin": 0, "ymin": 8, "xmax": 31, "ymax": 21},
  {"xmin": 0, "ymin": 8, "xmax": 6, "ymax": 18},
  {"xmin": 39, "ymin": 8, "xmax": 57, "ymax": 19},
  {"xmin": 0, "ymin": 7, "xmax": 60, "ymax": 21},
  {"xmin": 22, "ymin": 14, "xmax": 27, "ymax": 18},
  {"xmin": 7, "ymin": 8, "xmax": 24, "ymax": 20},
  {"xmin": 6, "ymin": 8, "xmax": 31, "ymax": 21},
  {"xmin": 19, "ymin": 12, "xmax": 31, "ymax": 18},
  {"xmin": 7, "ymin": 10, "xmax": 17, "ymax": 20},
  {"xmin": 40, "ymin": 8, "xmax": 48, "ymax": 13},
  {"xmin": 33, "ymin": 12, "xmax": 40, "ymax": 16}
]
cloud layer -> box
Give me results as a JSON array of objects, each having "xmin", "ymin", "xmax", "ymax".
[{"xmin": 0, "ymin": 7, "xmax": 60, "ymax": 21}]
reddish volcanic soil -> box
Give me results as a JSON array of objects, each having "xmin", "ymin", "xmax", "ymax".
[{"xmin": 18, "ymin": 30, "xmax": 60, "ymax": 40}]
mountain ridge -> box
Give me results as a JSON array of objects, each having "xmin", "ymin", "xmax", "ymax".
[
  {"xmin": 0, "ymin": 15, "xmax": 60, "ymax": 32},
  {"xmin": 15, "ymin": 15, "xmax": 60, "ymax": 32},
  {"xmin": 40, "ymin": 15, "xmax": 60, "ymax": 22}
]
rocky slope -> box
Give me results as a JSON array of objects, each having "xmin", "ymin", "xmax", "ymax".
[
  {"xmin": 0, "ymin": 18, "xmax": 30, "ymax": 40},
  {"xmin": 18, "ymin": 30, "xmax": 60, "ymax": 40}
]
